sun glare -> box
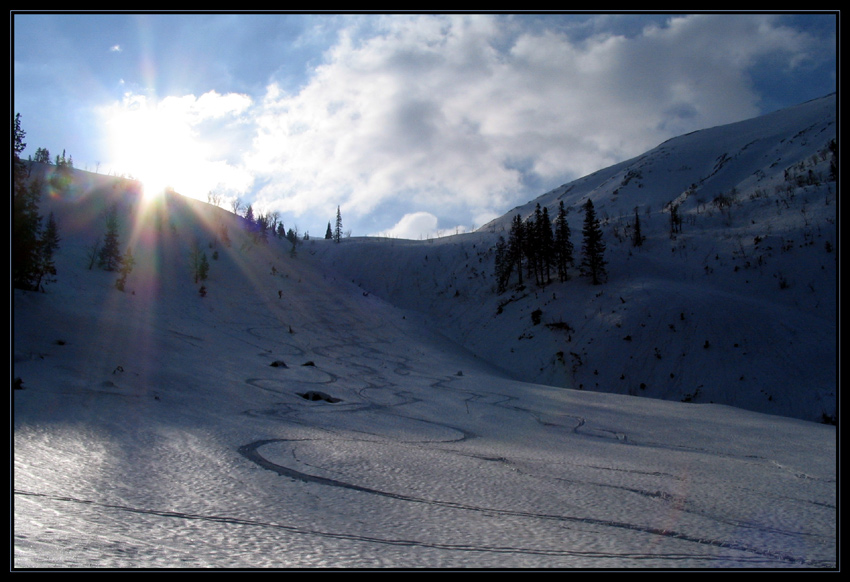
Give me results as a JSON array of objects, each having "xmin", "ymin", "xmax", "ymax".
[{"xmin": 105, "ymin": 95, "xmax": 201, "ymax": 201}]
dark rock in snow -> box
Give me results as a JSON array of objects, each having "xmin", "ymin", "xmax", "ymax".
[{"xmin": 297, "ymin": 391, "xmax": 341, "ymax": 403}]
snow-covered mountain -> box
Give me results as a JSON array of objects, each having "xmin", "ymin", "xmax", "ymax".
[
  {"xmin": 315, "ymin": 93, "xmax": 837, "ymax": 424},
  {"xmin": 13, "ymin": 94, "xmax": 837, "ymax": 568}
]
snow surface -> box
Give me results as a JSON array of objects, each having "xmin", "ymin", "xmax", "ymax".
[{"xmin": 13, "ymin": 95, "xmax": 837, "ymax": 569}]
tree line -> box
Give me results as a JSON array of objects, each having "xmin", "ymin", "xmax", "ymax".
[
  {"xmin": 13, "ymin": 113, "xmax": 60, "ymax": 292},
  {"xmin": 227, "ymin": 196, "xmax": 345, "ymax": 247},
  {"xmin": 494, "ymin": 199, "xmax": 607, "ymax": 293}
]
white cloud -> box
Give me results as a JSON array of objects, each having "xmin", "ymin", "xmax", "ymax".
[
  {"xmin": 158, "ymin": 90, "xmax": 252, "ymax": 124},
  {"xmin": 376, "ymin": 210, "xmax": 472, "ymax": 240},
  {"xmin": 378, "ymin": 211, "xmax": 439, "ymax": 239},
  {"xmin": 243, "ymin": 13, "xmax": 823, "ymax": 235}
]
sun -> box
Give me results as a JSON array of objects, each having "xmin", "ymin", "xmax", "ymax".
[
  {"xmin": 104, "ymin": 94, "xmax": 201, "ymax": 201},
  {"xmin": 102, "ymin": 92, "xmax": 255, "ymax": 206}
]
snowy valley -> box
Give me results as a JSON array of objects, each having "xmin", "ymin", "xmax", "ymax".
[{"xmin": 13, "ymin": 94, "xmax": 837, "ymax": 569}]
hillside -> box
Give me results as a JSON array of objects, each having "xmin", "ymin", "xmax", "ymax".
[
  {"xmin": 12, "ymin": 95, "xmax": 837, "ymax": 568},
  {"xmin": 312, "ymin": 94, "xmax": 837, "ymax": 423}
]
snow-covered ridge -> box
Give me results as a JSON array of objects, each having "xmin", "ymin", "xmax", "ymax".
[{"xmin": 312, "ymin": 93, "xmax": 837, "ymax": 424}]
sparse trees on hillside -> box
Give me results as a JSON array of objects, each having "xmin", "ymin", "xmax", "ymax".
[
  {"xmin": 493, "ymin": 199, "xmax": 611, "ymax": 291},
  {"xmin": 33, "ymin": 147, "xmax": 51, "ymax": 164},
  {"xmin": 496, "ymin": 205, "xmax": 566, "ymax": 291},
  {"xmin": 13, "ymin": 113, "xmax": 60, "ymax": 292},
  {"xmin": 54, "ymin": 149, "xmax": 73, "ymax": 168}
]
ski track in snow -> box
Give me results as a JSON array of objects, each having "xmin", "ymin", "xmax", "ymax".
[
  {"xmin": 15, "ymin": 285, "xmax": 835, "ymax": 568},
  {"xmin": 243, "ymin": 309, "xmax": 831, "ymax": 567},
  {"xmin": 14, "ymin": 283, "xmax": 835, "ymax": 568}
]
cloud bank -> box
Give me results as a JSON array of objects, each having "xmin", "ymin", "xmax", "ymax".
[
  {"xmin": 241, "ymin": 14, "xmax": 825, "ymax": 237},
  {"xmin": 76, "ymin": 13, "xmax": 830, "ymax": 239}
]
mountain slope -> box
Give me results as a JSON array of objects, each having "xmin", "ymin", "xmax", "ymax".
[
  {"xmin": 312, "ymin": 94, "xmax": 837, "ymax": 423},
  {"xmin": 12, "ymin": 100, "xmax": 837, "ymax": 566}
]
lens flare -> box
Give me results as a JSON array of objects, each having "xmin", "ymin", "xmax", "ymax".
[{"xmin": 104, "ymin": 94, "xmax": 195, "ymax": 201}]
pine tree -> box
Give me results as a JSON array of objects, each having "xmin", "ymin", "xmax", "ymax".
[
  {"xmin": 632, "ymin": 207, "xmax": 644, "ymax": 247},
  {"xmin": 12, "ymin": 177, "xmax": 43, "ymax": 290},
  {"xmin": 255, "ymin": 212, "xmax": 269, "ymax": 243},
  {"xmin": 244, "ymin": 205, "xmax": 255, "ymax": 232},
  {"xmin": 12, "ymin": 114, "xmax": 49, "ymax": 291},
  {"xmin": 493, "ymin": 235, "xmax": 513, "ymax": 293},
  {"xmin": 554, "ymin": 201, "xmax": 573, "ymax": 282},
  {"xmin": 43, "ymin": 212, "xmax": 61, "ymax": 253},
  {"xmin": 98, "ymin": 205, "xmax": 123, "ymax": 271},
  {"xmin": 30, "ymin": 211, "xmax": 61, "ymax": 291},
  {"xmin": 526, "ymin": 205, "xmax": 542, "ymax": 286},
  {"xmin": 34, "ymin": 147, "xmax": 51, "ymax": 164},
  {"xmin": 198, "ymin": 252, "xmax": 210, "ymax": 282},
  {"xmin": 14, "ymin": 113, "xmax": 26, "ymax": 157},
  {"xmin": 539, "ymin": 205, "xmax": 554, "ymax": 285},
  {"xmin": 579, "ymin": 199, "xmax": 607, "ymax": 285},
  {"xmin": 508, "ymin": 214, "xmax": 525, "ymax": 288},
  {"xmin": 34, "ymin": 235, "xmax": 58, "ymax": 291},
  {"xmin": 115, "ymin": 248, "xmax": 135, "ymax": 291},
  {"xmin": 55, "ymin": 149, "xmax": 70, "ymax": 168},
  {"xmin": 334, "ymin": 206, "xmax": 343, "ymax": 243},
  {"xmin": 86, "ymin": 237, "xmax": 101, "ymax": 270},
  {"xmin": 189, "ymin": 240, "xmax": 210, "ymax": 283},
  {"xmin": 668, "ymin": 202, "xmax": 682, "ymax": 237},
  {"xmin": 325, "ymin": 222, "xmax": 333, "ymax": 240}
]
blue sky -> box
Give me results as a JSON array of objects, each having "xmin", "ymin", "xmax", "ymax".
[{"xmin": 12, "ymin": 12, "xmax": 836, "ymax": 239}]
